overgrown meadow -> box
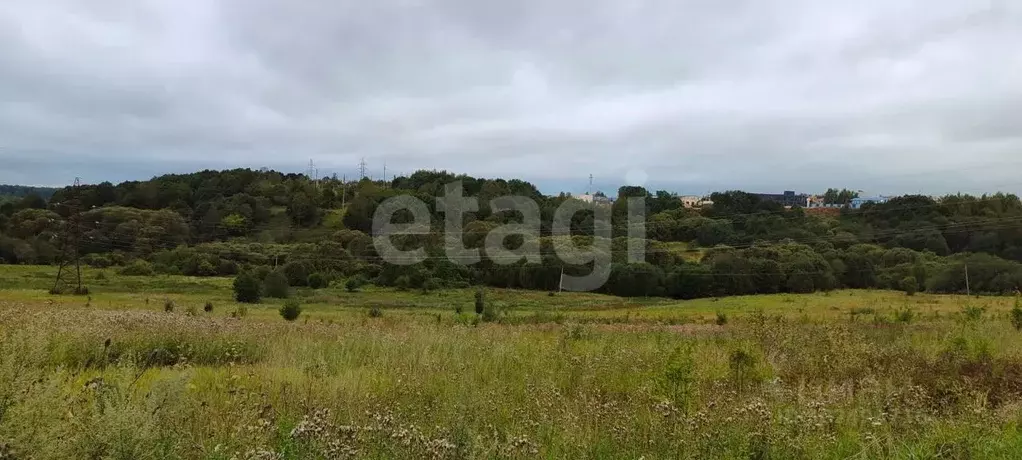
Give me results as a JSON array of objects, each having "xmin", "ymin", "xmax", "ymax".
[{"xmin": 2, "ymin": 266, "xmax": 1022, "ymax": 459}]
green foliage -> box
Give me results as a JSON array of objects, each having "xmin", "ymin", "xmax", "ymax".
[
  {"xmin": 474, "ymin": 289, "xmax": 485, "ymax": 315},
  {"xmin": 119, "ymin": 260, "xmax": 155, "ymax": 277},
  {"xmin": 346, "ymin": 275, "xmax": 367, "ymax": 293},
  {"xmin": 203, "ymin": 301, "xmax": 214, "ymax": 313},
  {"xmin": 368, "ymin": 305, "xmax": 383, "ymax": 318},
  {"xmin": 894, "ymin": 307, "xmax": 916, "ymax": 324},
  {"xmin": 961, "ymin": 305, "xmax": 986, "ymax": 323},
  {"xmin": 394, "ymin": 275, "xmax": 411, "ymax": 291},
  {"xmin": 900, "ymin": 276, "xmax": 918, "ymax": 296},
  {"xmin": 715, "ymin": 312, "xmax": 728, "ymax": 326},
  {"xmin": 262, "ymin": 270, "xmax": 290, "ymax": 299},
  {"xmin": 185, "ymin": 304, "xmax": 199, "ymax": 316},
  {"xmin": 1011, "ymin": 298, "xmax": 1022, "ymax": 331},
  {"xmin": 307, "ymin": 272, "xmax": 329, "ymax": 289},
  {"xmin": 163, "ymin": 299, "xmax": 175, "ymax": 313},
  {"xmin": 728, "ymin": 349, "xmax": 759, "ymax": 391},
  {"xmin": 233, "ymin": 271, "xmax": 262, "ymax": 304},
  {"xmin": 481, "ymin": 301, "xmax": 500, "ymax": 323},
  {"xmin": 279, "ymin": 299, "xmax": 302, "ymax": 321},
  {"xmin": 421, "ymin": 277, "xmax": 440, "ymax": 293}
]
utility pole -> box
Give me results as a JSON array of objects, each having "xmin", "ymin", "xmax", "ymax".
[
  {"xmin": 341, "ymin": 174, "xmax": 347, "ymax": 207},
  {"xmin": 383, "ymin": 161, "xmax": 387, "ymax": 187},
  {"xmin": 52, "ymin": 177, "xmax": 85, "ymax": 295},
  {"xmin": 588, "ymin": 174, "xmax": 593, "ymax": 195}
]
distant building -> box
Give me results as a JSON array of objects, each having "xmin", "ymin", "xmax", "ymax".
[
  {"xmin": 754, "ymin": 191, "xmax": 808, "ymax": 208},
  {"xmin": 680, "ymin": 195, "xmax": 713, "ymax": 208},
  {"xmin": 680, "ymin": 195, "xmax": 701, "ymax": 208},
  {"xmin": 849, "ymin": 196, "xmax": 890, "ymax": 209},
  {"xmin": 577, "ymin": 193, "xmax": 612, "ymax": 205}
]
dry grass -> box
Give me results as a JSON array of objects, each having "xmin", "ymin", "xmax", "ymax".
[{"xmin": 0, "ymin": 266, "xmax": 1021, "ymax": 458}]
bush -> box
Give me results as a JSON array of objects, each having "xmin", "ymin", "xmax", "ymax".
[
  {"xmin": 185, "ymin": 304, "xmax": 199, "ymax": 316},
  {"xmin": 263, "ymin": 270, "xmax": 290, "ymax": 298},
  {"xmin": 421, "ymin": 277, "xmax": 440, "ymax": 293},
  {"xmin": 233, "ymin": 271, "xmax": 262, "ymax": 304},
  {"xmin": 120, "ymin": 260, "xmax": 155, "ymax": 277},
  {"xmin": 900, "ymin": 276, "xmax": 918, "ymax": 296},
  {"xmin": 894, "ymin": 307, "xmax": 915, "ymax": 324},
  {"xmin": 282, "ymin": 261, "xmax": 313, "ymax": 287},
  {"xmin": 961, "ymin": 305, "xmax": 985, "ymax": 322},
  {"xmin": 204, "ymin": 301, "xmax": 214, "ymax": 313},
  {"xmin": 231, "ymin": 305, "xmax": 248, "ymax": 318},
  {"xmin": 163, "ymin": 299, "xmax": 175, "ymax": 313},
  {"xmin": 1011, "ymin": 298, "xmax": 1022, "ymax": 331},
  {"xmin": 346, "ymin": 275, "xmax": 367, "ymax": 293},
  {"xmin": 474, "ymin": 289, "xmax": 485, "ymax": 315},
  {"xmin": 481, "ymin": 302, "xmax": 500, "ymax": 323},
  {"xmin": 279, "ymin": 299, "xmax": 302, "ymax": 321},
  {"xmin": 94, "ymin": 271, "xmax": 107, "ymax": 281},
  {"xmin": 455, "ymin": 305, "xmax": 463, "ymax": 315},
  {"xmin": 394, "ymin": 275, "xmax": 411, "ymax": 291},
  {"xmin": 369, "ymin": 306, "xmax": 383, "ymax": 318},
  {"xmin": 307, "ymin": 272, "xmax": 329, "ymax": 289},
  {"xmin": 715, "ymin": 312, "xmax": 728, "ymax": 326}
]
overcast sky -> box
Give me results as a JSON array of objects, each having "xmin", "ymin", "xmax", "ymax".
[{"xmin": 1, "ymin": 0, "xmax": 1021, "ymax": 196}]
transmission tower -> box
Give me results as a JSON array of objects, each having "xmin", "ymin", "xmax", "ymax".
[
  {"xmin": 358, "ymin": 158, "xmax": 368, "ymax": 179},
  {"xmin": 52, "ymin": 177, "xmax": 86, "ymax": 295}
]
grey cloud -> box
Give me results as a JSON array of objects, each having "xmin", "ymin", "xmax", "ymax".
[{"xmin": 1, "ymin": 0, "xmax": 1021, "ymax": 196}]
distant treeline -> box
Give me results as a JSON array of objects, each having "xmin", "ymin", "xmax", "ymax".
[
  {"xmin": 2, "ymin": 168, "xmax": 1022, "ymax": 298},
  {"xmin": 0, "ymin": 184, "xmax": 58, "ymax": 205}
]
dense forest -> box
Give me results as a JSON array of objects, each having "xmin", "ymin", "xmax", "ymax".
[
  {"xmin": 2, "ymin": 168, "xmax": 1022, "ymax": 299},
  {"xmin": 0, "ymin": 185, "xmax": 57, "ymax": 205}
]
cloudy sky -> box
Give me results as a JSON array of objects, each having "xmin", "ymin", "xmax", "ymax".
[{"xmin": 1, "ymin": 0, "xmax": 1021, "ymax": 196}]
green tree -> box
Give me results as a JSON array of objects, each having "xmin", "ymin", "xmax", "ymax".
[
  {"xmin": 307, "ymin": 272, "xmax": 329, "ymax": 289},
  {"xmin": 279, "ymin": 299, "xmax": 302, "ymax": 321},
  {"xmin": 346, "ymin": 275, "xmax": 367, "ymax": 293},
  {"xmin": 263, "ymin": 270, "xmax": 290, "ymax": 298},
  {"xmin": 233, "ymin": 271, "xmax": 262, "ymax": 303}
]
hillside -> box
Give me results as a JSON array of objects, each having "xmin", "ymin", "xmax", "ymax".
[
  {"xmin": 2, "ymin": 168, "xmax": 1022, "ymax": 298},
  {"xmin": 0, "ymin": 184, "xmax": 58, "ymax": 205}
]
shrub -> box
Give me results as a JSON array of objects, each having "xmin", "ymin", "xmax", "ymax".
[
  {"xmin": 715, "ymin": 312, "xmax": 728, "ymax": 326},
  {"xmin": 900, "ymin": 276, "xmax": 918, "ymax": 296},
  {"xmin": 231, "ymin": 305, "xmax": 248, "ymax": 318},
  {"xmin": 729, "ymin": 349, "xmax": 759, "ymax": 390},
  {"xmin": 346, "ymin": 275, "xmax": 367, "ymax": 293},
  {"xmin": 203, "ymin": 301, "xmax": 214, "ymax": 313},
  {"xmin": 474, "ymin": 289, "xmax": 485, "ymax": 315},
  {"xmin": 894, "ymin": 307, "xmax": 915, "ymax": 324},
  {"xmin": 94, "ymin": 271, "xmax": 107, "ymax": 281},
  {"xmin": 961, "ymin": 305, "xmax": 985, "ymax": 322},
  {"xmin": 263, "ymin": 270, "xmax": 290, "ymax": 299},
  {"xmin": 1011, "ymin": 298, "xmax": 1022, "ymax": 331},
  {"xmin": 369, "ymin": 306, "xmax": 383, "ymax": 318},
  {"xmin": 394, "ymin": 275, "xmax": 411, "ymax": 291},
  {"xmin": 185, "ymin": 304, "xmax": 199, "ymax": 316},
  {"xmin": 307, "ymin": 272, "xmax": 329, "ymax": 289},
  {"xmin": 481, "ymin": 302, "xmax": 500, "ymax": 323},
  {"xmin": 279, "ymin": 299, "xmax": 302, "ymax": 321},
  {"xmin": 282, "ymin": 261, "xmax": 313, "ymax": 287},
  {"xmin": 455, "ymin": 305, "xmax": 463, "ymax": 315},
  {"xmin": 163, "ymin": 299, "xmax": 175, "ymax": 313},
  {"xmin": 421, "ymin": 277, "xmax": 440, "ymax": 293},
  {"xmin": 233, "ymin": 271, "xmax": 262, "ymax": 304},
  {"xmin": 120, "ymin": 260, "xmax": 155, "ymax": 277}
]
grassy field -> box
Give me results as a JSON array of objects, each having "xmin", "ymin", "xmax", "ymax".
[{"xmin": 2, "ymin": 265, "xmax": 1022, "ymax": 458}]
